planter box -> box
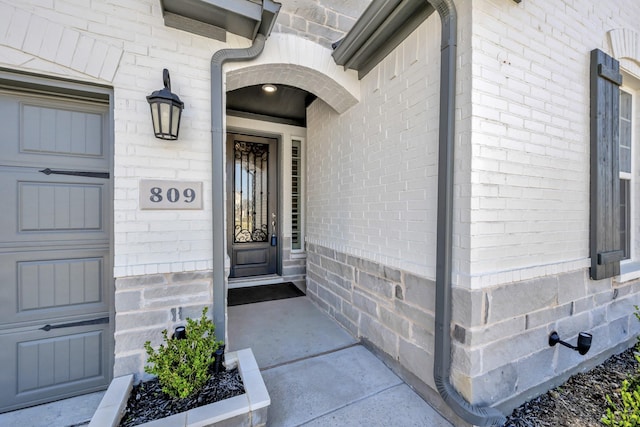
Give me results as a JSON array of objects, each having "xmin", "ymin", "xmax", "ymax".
[{"xmin": 89, "ymin": 348, "xmax": 269, "ymax": 427}]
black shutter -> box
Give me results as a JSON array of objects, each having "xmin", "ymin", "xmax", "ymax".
[{"xmin": 590, "ymin": 49, "xmax": 624, "ymax": 280}]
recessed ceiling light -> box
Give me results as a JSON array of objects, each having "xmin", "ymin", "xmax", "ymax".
[{"xmin": 262, "ymin": 84, "xmax": 277, "ymax": 93}]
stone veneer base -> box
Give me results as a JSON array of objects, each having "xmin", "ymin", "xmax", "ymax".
[{"xmin": 89, "ymin": 348, "xmax": 269, "ymax": 427}]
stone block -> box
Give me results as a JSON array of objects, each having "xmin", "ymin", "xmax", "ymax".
[
  {"xmin": 113, "ymin": 353, "xmax": 143, "ymax": 378},
  {"xmin": 525, "ymin": 303, "xmax": 571, "ymax": 330},
  {"xmin": 594, "ymin": 289, "xmax": 615, "ymax": 307},
  {"xmin": 341, "ymin": 299, "xmax": 360, "ymax": 322},
  {"xmin": 554, "ymin": 310, "xmax": 590, "ymax": 341},
  {"xmin": 353, "ymin": 291, "xmax": 379, "ymax": 318},
  {"xmin": 573, "ymin": 295, "xmax": 595, "ymax": 314},
  {"xmin": 452, "ymin": 287, "xmax": 484, "ymax": 327},
  {"xmin": 116, "ymin": 274, "xmax": 167, "ymax": 289},
  {"xmin": 334, "ymin": 310, "xmax": 358, "ymax": 337},
  {"xmin": 514, "ymin": 350, "xmax": 555, "ymax": 394},
  {"xmin": 325, "ymin": 269, "xmax": 353, "ymax": 291},
  {"xmin": 307, "ymin": 251, "xmax": 321, "ymax": 267},
  {"xmin": 395, "ymin": 284, "xmax": 404, "ymax": 300},
  {"xmin": 114, "ymin": 326, "xmax": 166, "ymax": 355},
  {"xmin": 347, "ymin": 255, "xmax": 401, "ymax": 282},
  {"xmin": 394, "ymin": 299, "xmax": 433, "ymax": 330},
  {"xmin": 379, "ymin": 306, "xmax": 410, "ymax": 337},
  {"xmin": 306, "ymin": 277, "xmax": 318, "ymax": 295},
  {"xmin": 315, "ymin": 245, "xmax": 336, "ymax": 259},
  {"xmin": 143, "ymin": 283, "xmax": 209, "ymax": 301},
  {"xmin": 170, "ymin": 271, "xmax": 212, "ymax": 283},
  {"xmin": 179, "ymin": 305, "xmax": 210, "ymax": 322},
  {"xmin": 317, "ymin": 285, "xmax": 340, "ymax": 310},
  {"xmin": 451, "ymin": 341, "xmax": 482, "ymax": 377},
  {"xmin": 306, "ymin": 266, "xmax": 325, "ymax": 285},
  {"xmin": 487, "ymin": 276, "xmax": 558, "ymax": 323},
  {"xmin": 410, "ymin": 323, "xmax": 434, "ymax": 351},
  {"xmin": 557, "ymin": 270, "xmax": 588, "ymax": 304},
  {"xmin": 116, "ymin": 310, "xmax": 168, "ymax": 331},
  {"xmin": 282, "ymin": 265, "xmax": 306, "ymax": 276},
  {"xmin": 481, "ymin": 325, "xmax": 549, "ymax": 373},
  {"xmin": 115, "ymin": 289, "xmax": 142, "ymax": 312},
  {"xmin": 607, "ymin": 296, "xmax": 637, "ymax": 322},
  {"xmin": 323, "ymin": 276, "xmax": 352, "ymax": 301},
  {"xmin": 589, "ymin": 305, "xmax": 606, "ymax": 328},
  {"xmin": 321, "ymin": 256, "xmax": 354, "ymax": 280},
  {"xmin": 404, "ymin": 272, "xmax": 435, "ymax": 312},
  {"xmin": 360, "ymin": 313, "xmax": 398, "ymax": 358},
  {"xmin": 587, "ymin": 276, "xmax": 612, "ymax": 295},
  {"xmin": 469, "ymin": 362, "xmax": 517, "ymax": 406},
  {"xmin": 398, "ymin": 338, "xmax": 435, "ymax": 389},
  {"xmin": 357, "ymin": 271, "xmax": 393, "ymax": 299},
  {"xmin": 466, "ymin": 316, "xmax": 525, "ymax": 347}
]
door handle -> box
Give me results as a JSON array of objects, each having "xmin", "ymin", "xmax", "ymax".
[
  {"xmin": 39, "ymin": 168, "xmax": 110, "ymax": 179},
  {"xmin": 40, "ymin": 316, "xmax": 109, "ymax": 331},
  {"xmin": 271, "ymin": 213, "xmax": 277, "ymax": 246}
]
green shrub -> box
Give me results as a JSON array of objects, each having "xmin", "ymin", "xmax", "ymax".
[
  {"xmin": 602, "ymin": 306, "xmax": 640, "ymax": 426},
  {"xmin": 143, "ymin": 307, "xmax": 223, "ymax": 399}
]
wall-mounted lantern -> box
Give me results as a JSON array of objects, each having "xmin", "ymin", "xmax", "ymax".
[
  {"xmin": 549, "ymin": 331, "xmax": 592, "ymax": 355},
  {"xmin": 147, "ymin": 68, "xmax": 184, "ymax": 140}
]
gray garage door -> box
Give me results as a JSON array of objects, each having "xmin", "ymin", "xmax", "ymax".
[{"xmin": 0, "ymin": 88, "xmax": 113, "ymax": 412}]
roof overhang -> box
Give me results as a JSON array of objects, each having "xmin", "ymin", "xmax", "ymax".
[
  {"xmin": 332, "ymin": 0, "xmax": 435, "ymax": 79},
  {"xmin": 160, "ymin": 0, "xmax": 281, "ymax": 42}
]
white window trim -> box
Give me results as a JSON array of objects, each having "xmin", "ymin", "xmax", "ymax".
[
  {"xmin": 619, "ymin": 72, "xmax": 640, "ymax": 282},
  {"xmin": 291, "ymin": 137, "xmax": 306, "ymax": 255}
]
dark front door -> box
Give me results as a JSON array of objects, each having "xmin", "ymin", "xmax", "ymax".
[
  {"xmin": 0, "ymin": 89, "xmax": 112, "ymax": 412},
  {"xmin": 227, "ymin": 133, "xmax": 278, "ymax": 278}
]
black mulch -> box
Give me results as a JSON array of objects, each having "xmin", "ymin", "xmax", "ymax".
[{"xmin": 119, "ymin": 368, "xmax": 245, "ymax": 427}]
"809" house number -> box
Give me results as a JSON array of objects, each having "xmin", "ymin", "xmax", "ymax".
[{"xmin": 140, "ymin": 180, "xmax": 203, "ymax": 210}]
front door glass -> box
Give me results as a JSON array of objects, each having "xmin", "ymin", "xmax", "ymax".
[{"xmin": 234, "ymin": 141, "xmax": 269, "ymax": 243}]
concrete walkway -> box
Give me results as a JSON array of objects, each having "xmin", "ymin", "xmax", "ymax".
[
  {"xmin": 228, "ymin": 296, "xmax": 452, "ymax": 427},
  {"xmin": 0, "ymin": 295, "xmax": 452, "ymax": 427}
]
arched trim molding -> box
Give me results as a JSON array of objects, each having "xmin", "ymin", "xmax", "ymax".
[
  {"xmin": 609, "ymin": 28, "xmax": 640, "ymax": 77},
  {"xmin": 225, "ymin": 33, "xmax": 360, "ymax": 114}
]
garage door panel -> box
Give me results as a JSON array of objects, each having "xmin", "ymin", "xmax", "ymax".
[
  {"xmin": 0, "ymin": 249, "xmax": 109, "ymax": 326},
  {"xmin": 20, "ymin": 181, "xmax": 103, "ymax": 231},
  {"xmin": 0, "ymin": 169, "xmax": 108, "ymax": 244},
  {"xmin": 0, "ymin": 325, "xmax": 109, "ymax": 412},
  {"xmin": 1, "ymin": 91, "xmax": 107, "ymax": 169},
  {"xmin": 22, "ymin": 104, "xmax": 104, "ymax": 158}
]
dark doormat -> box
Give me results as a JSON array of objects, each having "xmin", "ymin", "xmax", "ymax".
[{"xmin": 228, "ymin": 282, "xmax": 305, "ymax": 306}]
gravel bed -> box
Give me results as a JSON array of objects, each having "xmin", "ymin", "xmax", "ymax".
[
  {"xmin": 504, "ymin": 346, "xmax": 638, "ymax": 426},
  {"xmin": 119, "ymin": 368, "xmax": 245, "ymax": 427}
]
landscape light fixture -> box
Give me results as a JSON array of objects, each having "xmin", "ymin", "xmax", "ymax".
[
  {"xmin": 147, "ymin": 68, "xmax": 184, "ymax": 140},
  {"xmin": 549, "ymin": 331, "xmax": 592, "ymax": 355},
  {"xmin": 173, "ymin": 326, "xmax": 186, "ymax": 340},
  {"xmin": 262, "ymin": 84, "xmax": 277, "ymax": 93}
]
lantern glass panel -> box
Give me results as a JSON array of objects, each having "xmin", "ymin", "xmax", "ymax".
[
  {"xmin": 171, "ymin": 104, "xmax": 181, "ymax": 136},
  {"xmin": 159, "ymin": 102, "xmax": 171, "ymax": 135},
  {"xmin": 150, "ymin": 103, "xmax": 161, "ymax": 134}
]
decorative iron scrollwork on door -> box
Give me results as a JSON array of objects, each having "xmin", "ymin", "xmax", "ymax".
[{"xmin": 233, "ymin": 141, "xmax": 269, "ymax": 243}]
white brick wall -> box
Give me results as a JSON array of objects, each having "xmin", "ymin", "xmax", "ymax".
[
  {"xmin": 466, "ymin": 0, "xmax": 640, "ymax": 287},
  {"xmin": 306, "ymin": 13, "xmax": 442, "ymax": 280}
]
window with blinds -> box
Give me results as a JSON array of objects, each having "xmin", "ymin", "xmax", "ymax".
[{"xmin": 291, "ymin": 140, "xmax": 302, "ymax": 251}]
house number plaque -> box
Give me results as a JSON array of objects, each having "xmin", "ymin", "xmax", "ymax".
[{"xmin": 139, "ymin": 179, "xmax": 203, "ymax": 210}]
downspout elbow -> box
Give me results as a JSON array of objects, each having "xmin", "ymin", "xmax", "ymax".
[{"xmin": 430, "ymin": 0, "xmax": 506, "ymax": 425}]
